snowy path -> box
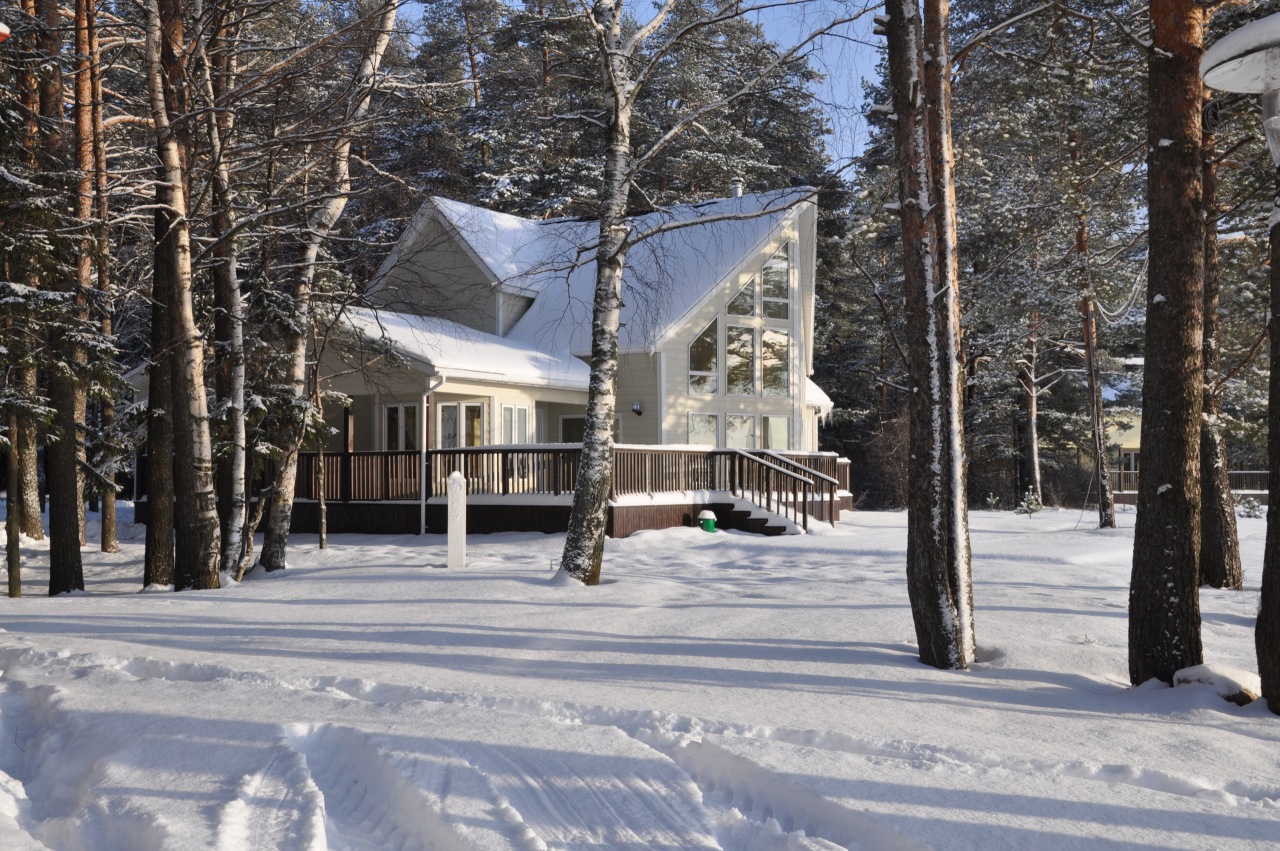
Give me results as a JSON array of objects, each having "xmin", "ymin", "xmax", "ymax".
[
  {"xmin": 0, "ymin": 641, "xmax": 1276, "ymax": 850},
  {"xmin": 0, "ymin": 510, "xmax": 1278, "ymax": 848}
]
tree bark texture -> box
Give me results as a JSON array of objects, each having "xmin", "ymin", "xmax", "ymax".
[
  {"xmin": 39, "ymin": 0, "xmax": 85, "ymax": 595},
  {"xmin": 1198, "ymin": 112, "xmax": 1241, "ymax": 590},
  {"xmin": 89, "ymin": 0, "xmax": 117, "ymax": 553},
  {"xmin": 198, "ymin": 0, "xmax": 248, "ymax": 573},
  {"xmin": 1129, "ymin": 0, "xmax": 1204, "ymax": 685},
  {"xmin": 885, "ymin": 0, "xmax": 974, "ymax": 670},
  {"xmin": 16, "ymin": 369, "xmax": 43, "ymax": 540},
  {"xmin": 147, "ymin": 0, "xmax": 221, "ymax": 590},
  {"xmin": 560, "ymin": 0, "xmax": 630, "ymax": 586},
  {"xmin": 1082, "ymin": 295, "xmax": 1116, "ymax": 528},
  {"xmin": 1259, "ymin": 185, "xmax": 1280, "ymax": 715},
  {"xmin": 8, "ymin": 414, "xmax": 22, "ymax": 597},
  {"xmin": 259, "ymin": 0, "xmax": 398, "ymax": 572},
  {"xmin": 145, "ymin": 223, "xmax": 176, "ymax": 589}
]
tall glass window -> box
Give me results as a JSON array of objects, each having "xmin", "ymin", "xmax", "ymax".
[
  {"xmin": 727, "ymin": 278, "xmax": 756, "ymax": 317},
  {"xmin": 727, "ymin": 415, "xmax": 755, "ymax": 449},
  {"xmin": 439, "ymin": 404, "xmax": 459, "ymax": 448},
  {"xmin": 762, "ymin": 330, "xmax": 790, "ymax": 397},
  {"xmin": 384, "ymin": 403, "xmax": 417, "ymax": 450},
  {"xmin": 688, "ymin": 318, "xmax": 719, "ymax": 394},
  {"xmin": 763, "ymin": 416, "xmax": 790, "ymax": 450},
  {"xmin": 439, "ymin": 403, "xmax": 483, "ymax": 447},
  {"xmin": 762, "ymin": 244, "xmax": 790, "ymax": 320},
  {"xmin": 688, "ymin": 413, "xmax": 718, "ymax": 446},
  {"xmin": 502, "ymin": 405, "xmax": 530, "ymax": 444},
  {"xmin": 727, "ymin": 326, "xmax": 755, "ymax": 396}
]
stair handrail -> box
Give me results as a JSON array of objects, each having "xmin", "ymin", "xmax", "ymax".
[
  {"xmin": 724, "ymin": 449, "xmax": 815, "ymax": 532},
  {"xmin": 755, "ymin": 450, "xmax": 838, "ymax": 527}
]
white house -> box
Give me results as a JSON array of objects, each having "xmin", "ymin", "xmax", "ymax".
[{"xmin": 326, "ymin": 187, "xmax": 835, "ymax": 456}]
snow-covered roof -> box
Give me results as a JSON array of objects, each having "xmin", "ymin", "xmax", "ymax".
[
  {"xmin": 805, "ymin": 378, "xmax": 834, "ymax": 418},
  {"xmin": 431, "ymin": 189, "xmax": 813, "ymax": 355},
  {"xmin": 344, "ymin": 307, "xmax": 590, "ymax": 391}
]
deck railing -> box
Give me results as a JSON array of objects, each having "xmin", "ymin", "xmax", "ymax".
[
  {"xmin": 137, "ymin": 444, "xmax": 843, "ymax": 530},
  {"xmin": 1108, "ymin": 470, "xmax": 1267, "ymax": 494}
]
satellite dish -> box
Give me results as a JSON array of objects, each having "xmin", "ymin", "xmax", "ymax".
[{"xmin": 0, "ymin": 22, "xmax": 11, "ymax": 45}]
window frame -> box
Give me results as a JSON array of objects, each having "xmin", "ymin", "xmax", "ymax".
[
  {"xmin": 383, "ymin": 402, "xmax": 419, "ymax": 451},
  {"xmin": 762, "ymin": 243, "xmax": 791, "ymax": 321},
  {"xmin": 687, "ymin": 317, "xmax": 720, "ymax": 395}
]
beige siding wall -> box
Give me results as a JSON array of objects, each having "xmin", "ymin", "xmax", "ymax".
[
  {"xmin": 615, "ymin": 353, "xmax": 660, "ymax": 444},
  {"xmin": 366, "ymin": 215, "xmax": 497, "ymax": 333}
]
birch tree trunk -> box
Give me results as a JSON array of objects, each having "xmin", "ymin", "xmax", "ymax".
[
  {"xmin": 885, "ymin": 0, "xmax": 974, "ymax": 669},
  {"xmin": 88, "ymin": 0, "xmax": 117, "ymax": 553},
  {"xmin": 146, "ymin": 0, "xmax": 221, "ymax": 590},
  {"xmin": 259, "ymin": 0, "xmax": 399, "ymax": 571},
  {"xmin": 196, "ymin": 0, "xmax": 249, "ymax": 574},
  {"xmin": 1260, "ymin": 183, "xmax": 1280, "ymax": 715},
  {"xmin": 1129, "ymin": 0, "xmax": 1204, "ymax": 685},
  {"xmin": 1198, "ymin": 108, "xmax": 1241, "ymax": 590},
  {"xmin": 558, "ymin": 0, "xmax": 631, "ymax": 586}
]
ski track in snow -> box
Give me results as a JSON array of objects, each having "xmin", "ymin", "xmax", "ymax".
[
  {"xmin": 0, "ymin": 677, "xmax": 170, "ymax": 851},
  {"xmin": 0, "ymin": 642, "xmax": 1276, "ymax": 850}
]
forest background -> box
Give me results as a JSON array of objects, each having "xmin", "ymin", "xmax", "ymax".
[{"xmin": 0, "ymin": 0, "xmax": 1278, "ymax": 586}]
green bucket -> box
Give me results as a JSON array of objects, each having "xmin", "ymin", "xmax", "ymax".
[{"xmin": 697, "ymin": 510, "xmax": 717, "ymax": 532}]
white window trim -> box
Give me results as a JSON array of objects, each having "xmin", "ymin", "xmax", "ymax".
[
  {"xmin": 688, "ymin": 412, "xmax": 720, "ymax": 446},
  {"xmin": 383, "ymin": 402, "xmax": 419, "ymax": 451},
  {"xmin": 688, "ymin": 317, "xmax": 719, "ymax": 395},
  {"xmin": 501, "ymin": 404, "xmax": 531, "ymax": 444},
  {"xmin": 762, "ymin": 242, "xmax": 792, "ymax": 321},
  {"xmin": 437, "ymin": 401, "xmax": 486, "ymax": 448}
]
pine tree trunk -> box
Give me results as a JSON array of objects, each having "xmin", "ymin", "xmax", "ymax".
[
  {"xmin": 1198, "ymin": 110, "xmax": 1241, "ymax": 590},
  {"xmin": 8, "ymin": 413, "xmax": 22, "ymax": 598},
  {"xmin": 1260, "ymin": 190, "xmax": 1280, "ymax": 716},
  {"xmin": 16, "ymin": 369, "xmax": 42, "ymax": 540},
  {"xmin": 559, "ymin": 1, "xmax": 630, "ymax": 586},
  {"xmin": 1082, "ymin": 295, "xmax": 1116, "ymax": 528},
  {"xmin": 885, "ymin": 0, "xmax": 974, "ymax": 670},
  {"xmin": 40, "ymin": 0, "xmax": 85, "ymax": 595},
  {"xmin": 145, "ymin": 235, "xmax": 176, "ymax": 589},
  {"xmin": 1129, "ymin": 0, "xmax": 1205, "ymax": 685}
]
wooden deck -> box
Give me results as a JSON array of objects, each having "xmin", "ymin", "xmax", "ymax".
[
  {"xmin": 1107, "ymin": 470, "xmax": 1268, "ymax": 505},
  {"xmin": 137, "ymin": 446, "xmax": 853, "ymax": 536}
]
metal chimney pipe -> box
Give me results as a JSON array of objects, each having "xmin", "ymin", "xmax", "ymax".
[{"xmin": 730, "ymin": 176, "xmax": 744, "ymax": 198}]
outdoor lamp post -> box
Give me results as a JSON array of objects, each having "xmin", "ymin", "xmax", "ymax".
[
  {"xmin": 1202, "ymin": 11, "xmax": 1280, "ymax": 714},
  {"xmin": 1201, "ymin": 13, "xmax": 1280, "ymax": 168}
]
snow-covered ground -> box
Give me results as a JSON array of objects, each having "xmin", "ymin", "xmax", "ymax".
[{"xmin": 0, "ymin": 507, "xmax": 1277, "ymax": 850}]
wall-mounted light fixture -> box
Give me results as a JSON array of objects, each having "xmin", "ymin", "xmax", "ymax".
[{"xmin": 631, "ymin": 402, "xmax": 643, "ymax": 416}]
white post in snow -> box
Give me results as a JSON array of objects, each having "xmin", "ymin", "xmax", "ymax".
[{"xmin": 447, "ymin": 471, "xmax": 466, "ymax": 569}]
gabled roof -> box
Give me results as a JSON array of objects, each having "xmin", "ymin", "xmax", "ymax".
[
  {"xmin": 429, "ymin": 188, "xmax": 814, "ymax": 355},
  {"xmin": 344, "ymin": 308, "xmax": 590, "ymax": 391}
]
